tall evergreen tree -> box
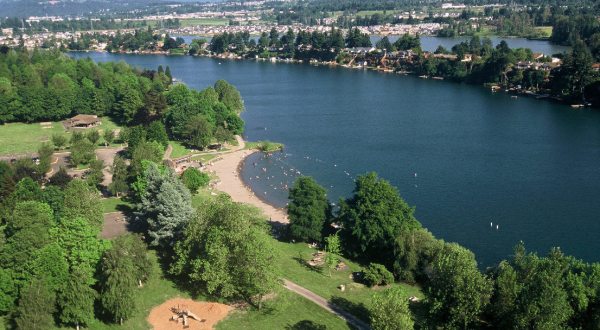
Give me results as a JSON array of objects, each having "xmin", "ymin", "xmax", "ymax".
[{"xmin": 135, "ymin": 162, "xmax": 194, "ymax": 248}]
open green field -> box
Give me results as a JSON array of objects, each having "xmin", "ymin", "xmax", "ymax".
[{"xmin": 0, "ymin": 118, "xmax": 121, "ymax": 156}]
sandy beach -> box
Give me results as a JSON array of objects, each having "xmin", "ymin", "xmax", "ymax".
[{"xmin": 205, "ymin": 136, "xmax": 289, "ymax": 223}]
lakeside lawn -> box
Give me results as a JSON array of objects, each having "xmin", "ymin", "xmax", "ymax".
[
  {"xmin": 0, "ymin": 118, "xmax": 122, "ymax": 156},
  {"xmin": 274, "ymin": 241, "xmax": 424, "ymax": 324}
]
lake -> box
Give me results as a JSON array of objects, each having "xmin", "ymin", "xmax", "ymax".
[{"xmin": 70, "ymin": 50, "xmax": 600, "ymax": 268}]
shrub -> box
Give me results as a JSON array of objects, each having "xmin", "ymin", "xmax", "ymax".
[
  {"xmin": 181, "ymin": 167, "xmax": 210, "ymax": 193},
  {"xmin": 363, "ymin": 263, "xmax": 394, "ymax": 287}
]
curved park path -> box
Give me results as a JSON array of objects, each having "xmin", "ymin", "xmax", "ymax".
[
  {"xmin": 283, "ymin": 279, "xmax": 370, "ymax": 330},
  {"xmin": 204, "ymin": 136, "xmax": 289, "ymax": 223}
]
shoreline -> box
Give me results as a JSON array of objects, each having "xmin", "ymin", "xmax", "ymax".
[
  {"xmin": 205, "ymin": 137, "xmax": 289, "ymax": 224},
  {"xmin": 72, "ymin": 50, "xmax": 589, "ymax": 109}
]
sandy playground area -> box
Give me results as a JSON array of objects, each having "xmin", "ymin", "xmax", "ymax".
[{"xmin": 147, "ymin": 298, "xmax": 230, "ymax": 330}]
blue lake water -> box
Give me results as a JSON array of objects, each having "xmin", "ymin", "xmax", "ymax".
[{"xmin": 70, "ymin": 51, "xmax": 600, "ymax": 267}]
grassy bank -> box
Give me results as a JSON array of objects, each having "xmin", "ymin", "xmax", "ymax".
[{"xmin": 246, "ymin": 140, "xmax": 284, "ymax": 152}]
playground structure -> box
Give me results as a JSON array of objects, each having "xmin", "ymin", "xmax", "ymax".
[
  {"xmin": 148, "ymin": 298, "xmax": 230, "ymax": 330},
  {"xmin": 169, "ymin": 304, "xmax": 205, "ymax": 328}
]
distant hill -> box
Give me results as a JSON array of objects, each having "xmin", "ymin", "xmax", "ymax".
[{"xmin": 0, "ymin": 0, "xmax": 214, "ymax": 18}]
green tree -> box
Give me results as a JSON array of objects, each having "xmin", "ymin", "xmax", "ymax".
[
  {"xmin": 86, "ymin": 130, "xmax": 100, "ymax": 146},
  {"xmin": 109, "ymin": 155, "xmax": 128, "ymax": 197},
  {"xmin": 428, "ymin": 243, "xmax": 492, "ymax": 329},
  {"xmin": 130, "ymin": 140, "xmax": 164, "ymax": 177},
  {"xmin": 51, "ymin": 216, "xmax": 107, "ymax": 285},
  {"xmin": 0, "ymin": 269, "xmax": 16, "ymax": 314},
  {"xmin": 376, "ymin": 36, "xmax": 395, "ymax": 51},
  {"xmin": 103, "ymin": 128, "xmax": 115, "ymax": 146},
  {"xmin": 70, "ymin": 138, "xmax": 96, "ymax": 167},
  {"xmin": 180, "ymin": 167, "xmax": 210, "ymax": 193},
  {"xmin": 37, "ymin": 142, "xmax": 54, "ymax": 175},
  {"xmin": 214, "ymin": 79, "xmax": 244, "ymax": 113},
  {"xmin": 394, "ymin": 34, "xmax": 421, "ymax": 51},
  {"xmin": 48, "ymin": 166, "xmax": 72, "ymax": 188},
  {"xmin": 1, "ymin": 201, "xmax": 55, "ymax": 278},
  {"xmin": 15, "ymin": 278, "xmax": 56, "ymax": 330},
  {"xmin": 370, "ymin": 287, "xmax": 414, "ymax": 330},
  {"xmin": 171, "ymin": 196, "xmax": 279, "ymax": 308},
  {"xmin": 146, "ymin": 120, "xmax": 169, "ymax": 148},
  {"xmin": 363, "ymin": 263, "xmax": 394, "ymax": 287},
  {"xmin": 288, "ymin": 176, "xmax": 330, "ymax": 242},
  {"xmin": 338, "ymin": 172, "xmax": 420, "ymax": 265},
  {"xmin": 85, "ymin": 159, "xmax": 104, "ymax": 188},
  {"xmin": 99, "ymin": 243, "xmax": 137, "ymax": 324},
  {"xmin": 553, "ymin": 39, "xmax": 595, "ymax": 102},
  {"xmin": 324, "ymin": 233, "xmax": 341, "ymax": 277},
  {"xmin": 135, "ymin": 162, "xmax": 194, "ymax": 248},
  {"xmin": 62, "ymin": 179, "xmax": 103, "ymax": 228},
  {"xmin": 58, "ymin": 269, "xmax": 96, "ymax": 330},
  {"xmin": 184, "ymin": 115, "xmax": 214, "ymax": 150}
]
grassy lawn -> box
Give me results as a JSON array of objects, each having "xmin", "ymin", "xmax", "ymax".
[
  {"xmin": 191, "ymin": 153, "xmax": 218, "ymax": 163},
  {"xmin": 218, "ymin": 288, "xmax": 350, "ymax": 330},
  {"xmin": 0, "ymin": 117, "xmax": 122, "ymax": 156},
  {"xmin": 100, "ymin": 197, "xmax": 133, "ymax": 213},
  {"xmin": 534, "ymin": 26, "xmax": 553, "ymax": 37},
  {"xmin": 0, "ymin": 121, "xmax": 65, "ymax": 155},
  {"xmin": 169, "ymin": 140, "xmax": 197, "ymax": 158},
  {"xmin": 275, "ymin": 241, "xmax": 424, "ymax": 324}
]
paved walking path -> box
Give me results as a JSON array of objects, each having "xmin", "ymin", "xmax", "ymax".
[{"xmin": 282, "ymin": 279, "xmax": 371, "ymax": 330}]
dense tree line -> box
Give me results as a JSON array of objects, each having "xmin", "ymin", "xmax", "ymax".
[
  {"xmin": 209, "ymin": 27, "xmax": 371, "ymax": 62},
  {"xmin": 0, "ymin": 49, "xmax": 244, "ymax": 149},
  {"xmin": 0, "ymin": 17, "xmax": 155, "ymax": 34},
  {"xmin": 287, "ymin": 172, "xmax": 600, "ymax": 328},
  {"xmin": 0, "ymin": 155, "xmax": 153, "ymax": 328}
]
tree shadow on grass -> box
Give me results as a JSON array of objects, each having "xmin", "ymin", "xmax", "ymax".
[
  {"xmin": 329, "ymin": 296, "xmax": 371, "ymax": 324},
  {"xmin": 285, "ymin": 320, "xmax": 328, "ymax": 330},
  {"xmin": 292, "ymin": 255, "xmax": 324, "ymax": 274}
]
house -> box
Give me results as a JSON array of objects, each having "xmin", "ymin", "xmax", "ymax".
[
  {"xmin": 592, "ymin": 63, "xmax": 600, "ymax": 72},
  {"xmin": 63, "ymin": 114, "xmax": 101, "ymax": 129}
]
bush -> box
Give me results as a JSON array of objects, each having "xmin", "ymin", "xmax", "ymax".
[
  {"xmin": 363, "ymin": 263, "xmax": 394, "ymax": 287},
  {"xmin": 181, "ymin": 167, "xmax": 210, "ymax": 193}
]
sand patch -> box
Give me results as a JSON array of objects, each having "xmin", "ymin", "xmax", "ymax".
[{"xmin": 147, "ymin": 298, "xmax": 230, "ymax": 330}]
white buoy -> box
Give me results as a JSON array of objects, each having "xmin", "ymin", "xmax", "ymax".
[
  {"xmin": 496, "ymin": 224, "xmax": 499, "ymax": 230},
  {"xmin": 490, "ymin": 222, "xmax": 493, "ymax": 227}
]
